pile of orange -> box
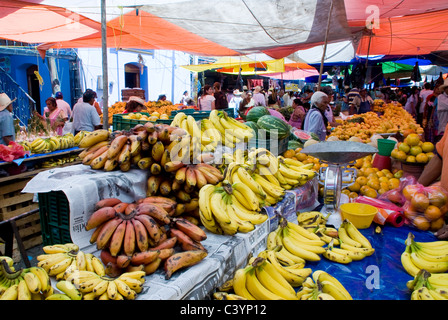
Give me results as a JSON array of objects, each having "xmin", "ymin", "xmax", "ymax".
[
  {"xmin": 401, "ymin": 184, "xmax": 448, "ymax": 231},
  {"xmin": 390, "ymin": 133, "xmax": 435, "ymax": 164},
  {"xmin": 329, "ymin": 103, "xmax": 424, "ymax": 142},
  {"xmin": 341, "ymin": 154, "xmax": 402, "ymax": 200}
]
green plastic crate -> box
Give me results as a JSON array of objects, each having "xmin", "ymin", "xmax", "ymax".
[
  {"xmin": 112, "ymin": 112, "xmax": 152, "ymax": 131},
  {"xmin": 38, "ymin": 191, "xmax": 72, "ymax": 245}
]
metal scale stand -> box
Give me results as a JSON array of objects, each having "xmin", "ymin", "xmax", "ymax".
[{"xmin": 301, "ymin": 141, "xmax": 378, "ymax": 227}]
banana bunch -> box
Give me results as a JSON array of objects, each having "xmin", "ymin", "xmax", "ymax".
[
  {"xmin": 78, "ymin": 129, "xmax": 110, "ymax": 149},
  {"xmin": 44, "ymin": 280, "xmax": 83, "ymax": 300},
  {"xmin": 231, "ymin": 257, "xmax": 299, "ymax": 300},
  {"xmin": 16, "ymin": 140, "xmax": 32, "ymax": 152},
  {"xmin": 296, "ymin": 211, "xmax": 340, "ymax": 245},
  {"xmin": 268, "ymin": 217, "xmax": 326, "ymax": 263},
  {"xmin": 36, "ymin": 243, "xmax": 105, "ymax": 281},
  {"xmin": 322, "ymin": 219, "xmax": 374, "ymax": 264},
  {"xmin": 174, "ymin": 110, "xmax": 253, "ymax": 152},
  {"xmin": 0, "ymin": 257, "xmax": 53, "ymax": 300},
  {"xmin": 198, "ymin": 180, "xmax": 268, "ymax": 236},
  {"xmin": 407, "ymin": 269, "xmax": 448, "ymax": 300},
  {"xmin": 296, "ymin": 270, "xmax": 353, "ymax": 300},
  {"xmin": 65, "ymin": 270, "xmax": 146, "ymax": 300},
  {"xmin": 401, "ymin": 232, "xmax": 448, "ymax": 277},
  {"xmin": 276, "ymin": 156, "xmax": 317, "ymax": 189},
  {"xmin": 30, "ymin": 137, "xmax": 52, "ymax": 154},
  {"xmin": 40, "ymin": 154, "xmax": 79, "ymax": 168},
  {"xmin": 74, "ymin": 130, "xmax": 89, "ymax": 146}
]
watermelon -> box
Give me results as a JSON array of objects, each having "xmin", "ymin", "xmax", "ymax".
[
  {"xmin": 244, "ymin": 121, "xmax": 260, "ymax": 139},
  {"xmin": 290, "ymin": 128, "xmax": 320, "ymax": 143},
  {"xmin": 245, "ymin": 107, "xmax": 270, "ymax": 123},
  {"xmin": 288, "ymin": 140, "xmax": 303, "ymax": 150},
  {"xmin": 256, "ymin": 115, "xmax": 290, "ymax": 140}
]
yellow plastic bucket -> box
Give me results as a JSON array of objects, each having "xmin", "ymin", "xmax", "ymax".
[{"xmin": 339, "ymin": 203, "xmax": 378, "ymax": 229}]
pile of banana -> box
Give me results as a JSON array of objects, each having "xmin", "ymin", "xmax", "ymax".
[
  {"xmin": 296, "ymin": 270, "xmax": 353, "ymax": 300},
  {"xmin": 401, "ymin": 232, "xmax": 448, "ymax": 277},
  {"xmin": 86, "ymin": 196, "xmax": 208, "ymax": 279},
  {"xmin": 20, "ymin": 133, "xmax": 76, "ymax": 154},
  {"xmin": 267, "ymin": 218, "xmax": 326, "ymax": 263},
  {"xmin": 296, "ymin": 211, "xmax": 340, "ymax": 245},
  {"xmin": 0, "ymin": 256, "xmax": 52, "ymax": 300},
  {"xmin": 40, "ymin": 154, "xmax": 80, "ymax": 168},
  {"xmin": 170, "ymin": 110, "xmax": 254, "ymax": 152},
  {"xmin": 61, "ymin": 270, "xmax": 146, "ymax": 300},
  {"xmin": 198, "ymin": 179, "xmax": 269, "ymax": 236},
  {"xmin": 321, "ymin": 219, "xmax": 375, "ymax": 264},
  {"xmin": 36, "ymin": 243, "xmax": 105, "ymax": 281},
  {"xmin": 407, "ymin": 269, "xmax": 448, "ymax": 300}
]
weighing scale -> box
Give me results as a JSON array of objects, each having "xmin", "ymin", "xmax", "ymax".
[{"xmin": 301, "ymin": 141, "xmax": 378, "ymax": 227}]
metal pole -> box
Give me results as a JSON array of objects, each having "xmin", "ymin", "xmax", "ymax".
[
  {"xmin": 317, "ymin": 0, "xmax": 334, "ymax": 90},
  {"xmin": 101, "ymin": 0, "xmax": 109, "ymax": 129},
  {"xmin": 171, "ymin": 50, "xmax": 175, "ymax": 103}
]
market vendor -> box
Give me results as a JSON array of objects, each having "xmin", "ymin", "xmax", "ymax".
[
  {"xmin": 123, "ymin": 96, "xmax": 146, "ymax": 113},
  {"xmin": 34, "ymin": 97, "xmax": 68, "ymax": 136},
  {"xmin": 303, "ymin": 91, "xmax": 330, "ymax": 141},
  {"xmin": 288, "ymin": 98, "xmax": 306, "ymax": 129},
  {"xmin": 0, "ymin": 93, "xmax": 16, "ymax": 146},
  {"xmin": 72, "ymin": 89, "xmax": 103, "ymax": 136},
  {"xmin": 418, "ymin": 123, "xmax": 448, "ymax": 239}
]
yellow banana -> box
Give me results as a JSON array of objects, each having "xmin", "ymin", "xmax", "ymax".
[{"xmin": 56, "ymin": 280, "xmax": 82, "ymax": 300}]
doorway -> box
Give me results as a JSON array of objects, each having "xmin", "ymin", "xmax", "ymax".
[
  {"xmin": 125, "ymin": 63, "xmax": 140, "ymax": 88},
  {"xmin": 26, "ymin": 65, "xmax": 41, "ymax": 113}
]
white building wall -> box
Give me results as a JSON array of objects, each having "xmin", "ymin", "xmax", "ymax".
[{"xmin": 76, "ymin": 48, "xmax": 193, "ymax": 107}]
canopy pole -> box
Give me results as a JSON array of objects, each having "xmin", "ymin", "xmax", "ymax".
[
  {"xmin": 101, "ymin": 0, "xmax": 109, "ymax": 129},
  {"xmin": 317, "ymin": 0, "xmax": 333, "ymax": 91}
]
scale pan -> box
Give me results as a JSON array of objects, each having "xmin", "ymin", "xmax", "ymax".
[{"xmin": 301, "ymin": 141, "xmax": 378, "ymax": 164}]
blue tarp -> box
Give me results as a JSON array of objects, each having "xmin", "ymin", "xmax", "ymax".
[{"xmin": 303, "ymin": 223, "xmax": 437, "ymax": 300}]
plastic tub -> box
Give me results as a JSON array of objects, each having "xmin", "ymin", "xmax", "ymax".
[
  {"xmin": 377, "ymin": 138, "xmax": 396, "ymax": 156},
  {"xmin": 339, "ymin": 203, "xmax": 378, "ymax": 229}
]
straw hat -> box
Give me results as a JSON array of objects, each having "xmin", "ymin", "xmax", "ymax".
[
  {"xmin": 439, "ymin": 78, "xmax": 448, "ymax": 91},
  {"xmin": 128, "ymin": 96, "xmax": 146, "ymax": 105},
  {"xmin": 0, "ymin": 93, "xmax": 16, "ymax": 111},
  {"xmin": 233, "ymin": 89, "xmax": 242, "ymax": 96}
]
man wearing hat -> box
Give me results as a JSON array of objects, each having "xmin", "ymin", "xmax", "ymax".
[
  {"xmin": 54, "ymin": 91, "xmax": 72, "ymax": 119},
  {"xmin": 0, "ymin": 93, "xmax": 16, "ymax": 145},
  {"xmin": 347, "ymin": 87, "xmax": 361, "ymax": 115},
  {"xmin": 229, "ymin": 89, "xmax": 243, "ymax": 117}
]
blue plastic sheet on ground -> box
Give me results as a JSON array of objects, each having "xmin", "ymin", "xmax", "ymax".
[{"xmin": 302, "ymin": 224, "xmax": 438, "ymax": 300}]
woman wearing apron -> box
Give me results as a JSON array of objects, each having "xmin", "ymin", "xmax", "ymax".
[{"xmin": 358, "ymin": 88, "xmax": 373, "ymax": 114}]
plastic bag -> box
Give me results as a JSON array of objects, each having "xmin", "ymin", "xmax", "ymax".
[
  {"xmin": 354, "ymin": 196, "xmax": 405, "ymax": 227},
  {"xmin": 0, "ymin": 141, "xmax": 26, "ymax": 162},
  {"xmin": 401, "ymin": 183, "xmax": 448, "ymax": 232},
  {"xmin": 378, "ymin": 175, "xmax": 418, "ymax": 206}
]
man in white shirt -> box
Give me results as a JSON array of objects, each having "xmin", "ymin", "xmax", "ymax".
[
  {"xmin": 419, "ymin": 83, "xmax": 433, "ymax": 125},
  {"xmin": 54, "ymin": 91, "xmax": 72, "ymax": 119},
  {"xmin": 72, "ymin": 89, "xmax": 102, "ymax": 135},
  {"xmin": 252, "ymin": 86, "xmax": 266, "ymax": 107}
]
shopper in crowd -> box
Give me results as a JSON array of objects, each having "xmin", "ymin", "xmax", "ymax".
[
  {"xmin": 239, "ymin": 92, "xmax": 255, "ymax": 119},
  {"xmin": 157, "ymin": 94, "xmax": 167, "ymax": 102},
  {"xmin": 277, "ymin": 88, "xmax": 285, "ymax": 108},
  {"xmin": 404, "ymin": 86, "xmax": 420, "ymax": 120},
  {"xmin": 283, "ymin": 91, "xmax": 295, "ymax": 108},
  {"xmin": 180, "ymin": 91, "xmax": 189, "ymax": 106},
  {"xmin": 423, "ymin": 85, "xmax": 441, "ymax": 143},
  {"xmin": 267, "ymin": 88, "xmax": 280, "ymax": 108},
  {"xmin": 213, "ymin": 82, "xmax": 228, "ymax": 110},
  {"xmin": 123, "ymin": 96, "xmax": 146, "ymax": 113},
  {"xmin": 358, "ymin": 88, "xmax": 373, "ymax": 114},
  {"xmin": 34, "ymin": 97, "xmax": 68, "ymax": 136},
  {"xmin": 435, "ymin": 80, "xmax": 448, "ymax": 140},
  {"xmin": 198, "ymin": 84, "xmax": 215, "ymax": 111},
  {"xmin": 395, "ymin": 89, "xmax": 407, "ymax": 106},
  {"xmin": 0, "ymin": 93, "xmax": 16, "ymax": 145},
  {"xmin": 229, "ymin": 89, "xmax": 243, "ymax": 116},
  {"xmin": 252, "ymin": 86, "xmax": 266, "ymax": 107},
  {"xmin": 340, "ymin": 88, "xmax": 350, "ymax": 115},
  {"xmin": 288, "ymin": 98, "xmax": 306, "ymax": 129},
  {"xmin": 54, "ymin": 91, "xmax": 72, "ymax": 119},
  {"xmin": 347, "ymin": 87, "xmax": 361, "ymax": 115},
  {"xmin": 418, "ymin": 122, "xmax": 448, "ymax": 240},
  {"xmin": 303, "ymin": 91, "xmax": 330, "ymax": 141},
  {"xmin": 72, "ymin": 89, "xmax": 102, "ymax": 136}
]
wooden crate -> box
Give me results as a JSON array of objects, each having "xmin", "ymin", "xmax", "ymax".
[
  {"xmin": 0, "ymin": 178, "xmax": 38, "ymax": 221},
  {"xmin": 0, "ymin": 178, "xmax": 42, "ymax": 261}
]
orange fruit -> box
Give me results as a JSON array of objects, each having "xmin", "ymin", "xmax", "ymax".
[
  {"xmin": 364, "ymin": 188, "xmax": 378, "ymax": 199},
  {"xmin": 283, "ymin": 149, "xmax": 295, "ymax": 158},
  {"xmin": 295, "ymin": 152, "xmax": 307, "ymax": 161},
  {"xmin": 423, "ymin": 205, "xmax": 443, "ymax": 221},
  {"xmin": 410, "ymin": 146, "xmax": 423, "ymax": 156},
  {"xmin": 341, "ymin": 189, "xmax": 351, "ymax": 196},
  {"xmin": 421, "ymin": 142, "xmax": 434, "ymax": 153},
  {"xmin": 379, "ymin": 176, "xmax": 389, "ymax": 184},
  {"xmin": 395, "ymin": 150, "xmax": 407, "ymax": 161},
  {"xmin": 426, "ymin": 152, "xmax": 435, "ymax": 160},
  {"xmin": 391, "ymin": 148, "xmax": 400, "ymax": 159},
  {"xmin": 367, "ymin": 173, "xmax": 379, "ymax": 180},
  {"xmin": 406, "ymin": 133, "xmax": 421, "ymax": 146},
  {"xmin": 360, "ymin": 185, "xmax": 371, "ymax": 195},
  {"xmin": 415, "ymin": 153, "xmax": 428, "ymax": 163},
  {"xmin": 412, "ymin": 215, "xmax": 430, "ymax": 231},
  {"xmin": 380, "ymin": 181, "xmax": 389, "ymax": 191},
  {"xmin": 348, "ymin": 191, "xmax": 359, "ymax": 200},
  {"xmin": 404, "ymin": 206, "xmax": 418, "ymax": 221},
  {"xmin": 411, "ymin": 192, "xmax": 430, "ymax": 212},
  {"xmin": 388, "ymin": 178, "xmax": 400, "ymax": 190},
  {"xmin": 356, "ymin": 176, "xmax": 368, "ymax": 186},
  {"xmin": 398, "ymin": 142, "xmax": 410, "ymax": 154},
  {"xmin": 427, "ymin": 187, "xmax": 448, "ymax": 208},
  {"xmin": 348, "ymin": 182, "xmax": 361, "ymax": 193},
  {"xmin": 402, "ymin": 184, "xmax": 419, "ymax": 200},
  {"xmin": 367, "ymin": 179, "xmax": 380, "ymax": 191},
  {"xmin": 378, "ymin": 188, "xmax": 388, "ymax": 195},
  {"xmin": 406, "ymin": 155, "xmax": 416, "ymax": 163},
  {"xmin": 430, "ymin": 217, "xmax": 445, "ymax": 231}
]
